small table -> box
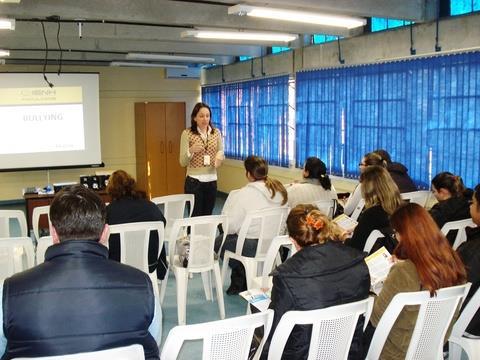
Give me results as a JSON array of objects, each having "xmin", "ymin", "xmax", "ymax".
[{"xmin": 24, "ymin": 191, "xmax": 111, "ymax": 232}]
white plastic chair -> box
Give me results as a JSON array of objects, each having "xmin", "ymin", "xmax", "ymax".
[
  {"xmin": 350, "ymin": 199, "xmax": 365, "ymax": 221},
  {"xmin": 251, "ymin": 235, "xmax": 297, "ymax": 291},
  {"xmin": 36, "ymin": 236, "xmax": 54, "ymax": 264},
  {"xmin": 222, "ymin": 207, "xmax": 289, "ymax": 291},
  {"xmin": 312, "ymin": 199, "xmax": 336, "ymax": 219},
  {"xmin": 12, "ymin": 344, "xmax": 145, "ymax": 359},
  {"xmin": 268, "ymin": 297, "xmax": 374, "ymax": 360},
  {"xmin": 161, "ymin": 309, "xmax": 274, "ymax": 360},
  {"xmin": 32, "ymin": 205, "xmax": 51, "ymax": 242},
  {"xmin": 401, "ymin": 190, "xmax": 431, "ymax": 207},
  {"xmin": 151, "ymin": 194, "xmax": 194, "ymax": 239},
  {"xmin": 108, "ymin": 221, "xmax": 165, "ymax": 297},
  {"xmin": 167, "ymin": 215, "xmax": 227, "ymax": 325},
  {"xmin": 363, "ymin": 229, "xmax": 385, "ymax": 253},
  {"xmin": 0, "ymin": 236, "xmax": 35, "ymax": 270},
  {"xmin": 0, "ymin": 210, "xmax": 28, "ymax": 238},
  {"xmin": 441, "ymin": 218, "xmax": 477, "ymax": 250},
  {"xmin": 449, "ymin": 286, "xmax": 480, "ymax": 360},
  {"xmin": 366, "ymin": 283, "xmax": 471, "ymax": 360}
]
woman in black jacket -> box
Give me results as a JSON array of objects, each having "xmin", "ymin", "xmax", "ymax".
[
  {"xmin": 106, "ymin": 170, "xmax": 168, "ymax": 280},
  {"xmin": 261, "ymin": 204, "xmax": 370, "ymax": 360}
]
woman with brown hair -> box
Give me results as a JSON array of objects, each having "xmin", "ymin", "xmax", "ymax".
[
  {"xmin": 261, "ymin": 204, "xmax": 370, "ymax": 359},
  {"xmin": 106, "ymin": 170, "xmax": 167, "ymax": 280},
  {"xmin": 369, "ymin": 203, "xmax": 466, "ymax": 359},
  {"xmin": 179, "ymin": 102, "xmax": 224, "ymax": 217},
  {"xmin": 346, "ymin": 166, "xmax": 404, "ymax": 252},
  {"xmin": 216, "ymin": 155, "xmax": 287, "ymax": 294},
  {"xmin": 344, "ymin": 152, "xmax": 386, "ymax": 216}
]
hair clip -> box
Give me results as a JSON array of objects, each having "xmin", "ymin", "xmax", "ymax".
[{"xmin": 305, "ymin": 214, "xmax": 324, "ymax": 231}]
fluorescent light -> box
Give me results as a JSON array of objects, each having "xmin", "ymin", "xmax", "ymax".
[
  {"xmin": 0, "ymin": 50, "xmax": 10, "ymax": 57},
  {"xmin": 126, "ymin": 53, "xmax": 215, "ymax": 63},
  {"xmin": 110, "ymin": 61, "xmax": 188, "ymax": 69},
  {"xmin": 0, "ymin": 18, "xmax": 15, "ymax": 30},
  {"xmin": 229, "ymin": 5, "xmax": 366, "ymax": 29},
  {"xmin": 182, "ymin": 30, "xmax": 297, "ymax": 43},
  {"xmin": 0, "ymin": 0, "xmax": 21, "ymax": 3}
]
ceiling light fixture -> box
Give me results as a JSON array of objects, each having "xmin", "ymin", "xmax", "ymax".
[
  {"xmin": 228, "ymin": 5, "xmax": 366, "ymax": 29},
  {"xmin": 110, "ymin": 61, "xmax": 188, "ymax": 69},
  {"xmin": 0, "ymin": 0, "xmax": 21, "ymax": 3},
  {"xmin": 126, "ymin": 53, "xmax": 215, "ymax": 63},
  {"xmin": 0, "ymin": 49, "xmax": 10, "ymax": 57},
  {"xmin": 0, "ymin": 18, "xmax": 15, "ymax": 30},
  {"xmin": 181, "ymin": 29, "xmax": 297, "ymax": 43}
]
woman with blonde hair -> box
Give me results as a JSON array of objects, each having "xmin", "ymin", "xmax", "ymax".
[
  {"xmin": 344, "ymin": 152, "xmax": 386, "ymax": 215},
  {"xmin": 346, "ymin": 165, "xmax": 404, "ymax": 252},
  {"xmin": 369, "ymin": 203, "xmax": 466, "ymax": 359},
  {"xmin": 261, "ymin": 204, "xmax": 370, "ymax": 359},
  {"xmin": 216, "ymin": 155, "xmax": 287, "ymax": 294}
]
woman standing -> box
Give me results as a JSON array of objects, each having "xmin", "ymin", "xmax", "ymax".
[
  {"xmin": 106, "ymin": 170, "xmax": 168, "ymax": 280},
  {"xmin": 261, "ymin": 204, "xmax": 370, "ymax": 360},
  {"xmin": 179, "ymin": 102, "xmax": 224, "ymax": 216},
  {"xmin": 286, "ymin": 156, "xmax": 337, "ymax": 209},
  {"xmin": 345, "ymin": 166, "xmax": 403, "ymax": 252},
  {"xmin": 369, "ymin": 203, "xmax": 466, "ymax": 359}
]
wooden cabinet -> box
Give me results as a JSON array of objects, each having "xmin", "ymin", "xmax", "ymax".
[{"xmin": 135, "ymin": 102, "xmax": 186, "ymax": 198}]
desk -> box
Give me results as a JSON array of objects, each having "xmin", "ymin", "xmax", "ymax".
[{"xmin": 24, "ymin": 191, "xmax": 111, "ymax": 231}]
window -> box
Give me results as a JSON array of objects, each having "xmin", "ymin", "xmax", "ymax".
[
  {"xmin": 239, "ymin": 56, "xmax": 253, "ymax": 62},
  {"xmin": 371, "ymin": 17, "xmax": 413, "ymax": 32},
  {"xmin": 296, "ymin": 51, "xmax": 480, "ymax": 188},
  {"xmin": 202, "ymin": 75, "xmax": 290, "ymax": 167},
  {"xmin": 450, "ymin": 0, "xmax": 480, "ymax": 15},
  {"xmin": 271, "ymin": 47, "xmax": 291, "ymax": 54},
  {"xmin": 312, "ymin": 34, "xmax": 339, "ymax": 44}
]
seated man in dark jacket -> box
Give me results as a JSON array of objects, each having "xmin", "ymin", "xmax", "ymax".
[{"xmin": 0, "ymin": 185, "xmax": 160, "ymax": 360}]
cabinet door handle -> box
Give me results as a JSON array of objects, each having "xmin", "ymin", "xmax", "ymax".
[
  {"xmin": 168, "ymin": 141, "xmax": 172, "ymax": 153},
  {"xmin": 160, "ymin": 141, "xmax": 165, "ymax": 154}
]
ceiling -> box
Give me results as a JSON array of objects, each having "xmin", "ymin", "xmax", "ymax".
[{"xmin": 0, "ymin": 0, "xmax": 436, "ymax": 68}]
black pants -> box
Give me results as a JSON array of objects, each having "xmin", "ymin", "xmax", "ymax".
[{"xmin": 184, "ymin": 176, "xmax": 217, "ymax": 217}]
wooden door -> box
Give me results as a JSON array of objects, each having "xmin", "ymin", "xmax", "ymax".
[
  {"xmin": 165, "ymin": 102, "xmax": 186, "ymax": 194},
  {"xmin": 145, "ymin": 103, "xmax": 167, "ymax": 197}
]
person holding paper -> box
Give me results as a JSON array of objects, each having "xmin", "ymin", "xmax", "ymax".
[
  {"xmin": 261, "ymin": 204, "xmax": 370, "ymax": 360},
  {"xmin": 368, "ymin": 203, "xmax": 466, "ymax": 360},
  {"xmin": 180, "ymin": 102, "xmax": 224, "ymax": 217},
  {"xmin": 345, "ymin": 166, "xmax": 404, "ymax": 252}
]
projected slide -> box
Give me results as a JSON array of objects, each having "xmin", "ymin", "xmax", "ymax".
[{"xmin": 0, "ymin": 87, "xmax": 84, "ymax": 154}]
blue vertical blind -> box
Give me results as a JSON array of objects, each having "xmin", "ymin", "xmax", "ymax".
[
  {"xmin": 451, "ymin": 0, "xmax": 480, "ymax": 15},
  {"xmin": 296, "ymin": 51, "xmax": 480, "ymax": 188},
  {"xmin": 371, "ymin": 17, "xmax": 413, "ymax": 32},
  {"xmin": 202, "ymin": 75, "xmax": 290, "ymax": 167}
]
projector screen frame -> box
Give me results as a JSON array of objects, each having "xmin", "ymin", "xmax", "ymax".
[{"xmin": 0, "ymin": 71, "xmax": 103, "ymax": 172}]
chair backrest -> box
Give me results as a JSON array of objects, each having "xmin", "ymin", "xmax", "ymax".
[
  {"xmin": 0, "ymin": 210, "xmax": 28, "ymax": 238},
  {"xmin": 366, "ymin": 283, "xmax": 471, "ymax": 360},
  {"xmin": 350, "ymin": 199, "xmax": 365, "ymax": 221},
  {"xmin": 312, "ymin": 199, "xmax": 335, "ymax": 219},
  {"xmin": 12, "ymin": 344, "xmax": 145, "ymax": 359},
  {"xmin": 161, "ymin": 309, "xmax": 274, "ymax": 360},
  {"xmin": 451, "ymin": 286, "xmax": 480, "ymax": 340},
  {"xmin": 108, "ymin": 221, "xmax": 164, "ymax": 274},
  {"xmin": 151, "ymin": 194, "xmax": 194, "ymax": 231},
  {"xmin": 363, "ymin": 229, "xmax": 385, "ymax": 253},
  {"xmin": 168, "ymin": 215, "xmax": 227, "ymax": 271},
  {"xmin": 440, "ymin": 218, "xmax": 477, "ymax": 250},
  {"xmin": 36, "ymin": 236, "xmax": 54, "ymax": 264},
  {"xmin": 268, "ymin": 297, "xmax": 374, "ymax": 360},
  {"xmin": 401, "ymin": 190, "xmax": 431, "ymax": 207},
  {"xmin": 32, "ymin": 205, "xmax": 51, "ymax": 241},
  {"xmin": 236, "ymin": 207, "xmax": 289, "ymax": 259},
  {"xmin": 0, "ymin": 236, "xmax": 35, "ymax": 270},
  {"xmin": 260, "ymin": 235, "xmax": 297, "ymax": 288},
  {"xmin": 0, "ymin": 243, "xmax": 17, "ymax": 281}
]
